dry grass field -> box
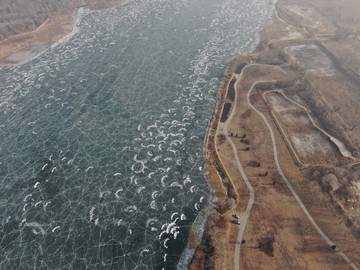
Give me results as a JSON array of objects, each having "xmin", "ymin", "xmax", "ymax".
[
  {"xmin": 192, "ymin": 0, "xmax": 360, "ymax": 269},
  {"xmin": 0, "ymin": 0, "xmax": 126, "ymax": 64},
  {"xmin": 2, "ymin": 0, "xmax": 360, "ymax": 268}
]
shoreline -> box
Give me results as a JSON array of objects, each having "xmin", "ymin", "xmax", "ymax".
[
  {"xmin": 0, "ymin": 0, "xmax": 127, "ymax": 66},
  {"xmin": 187, "ymin": 2, "xmax": 279, "ymax": 267},
  {"xmin": 2, "ymin": 0, "xmax": 359, "ymax": 267},
  {"xmin": 0, "ymin": 12, "xmax": 78, "ymax": 67},
  {"xmin": 190, "ymin": 0, "xmax": 360, "ymax": 267},
  {"xmin": 0, "ymin": 14, "xmax": 75, "ymax": 66}
]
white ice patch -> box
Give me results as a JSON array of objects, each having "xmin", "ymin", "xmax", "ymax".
[
  {"xmin": 163, "ymin": 238, "xmax": 170, "ymax": 249},
  {"xmin": 150, "ymin": 200, "xmax": 157, "ymax": 210},
  {"xmin": 124, "ymin": 205, "xmax": 137, "ymax": 213},
  {"xmin": 115, "ymin": 189, "xmax": 123, "ymax": 199},
  {"xmin": 52, "ymin": 226, "xmax": 60, "ymax": 233},
  {"xmin": 25, "ymin": 222, "xmax": 45, "ymax": 235},
  {"xmin": 89, "ymin": 207, "xmax": 95, "ymax": 221}
]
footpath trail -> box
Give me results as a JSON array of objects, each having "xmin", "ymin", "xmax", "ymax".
[
  {"xmin": 262, "ymin": 90, "xmax": 308, "ymax": 167},
  {"xmin": 214, "ymin": 0, "xmax": 360, "ymax": 268},
  {"xmin": 227, "ymin": 64, "xmax": 284, "ymax": 270},
  {"xmin": 222, "ymin": 71, "xmax": 254, "ymax": 270},
  {"xmin": 218, "ymin": 63, "xmax": 359, "ymax": 269},
  {"xmin": 244, "ymin": 65, "xmax": 359, "ymax": 270},
  {"xmin": 278, "ymin": 90, "xmax": 356, "ymax": 160}
]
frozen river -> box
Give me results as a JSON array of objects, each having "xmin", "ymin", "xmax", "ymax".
[{"xmin": 0, "ymin": 0, "xmax": 271, "ymax": 268}]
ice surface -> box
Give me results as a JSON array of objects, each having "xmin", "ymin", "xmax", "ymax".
[{"xmin": 0, "ymin": 0, "xmax": 270, "ymax": 268}]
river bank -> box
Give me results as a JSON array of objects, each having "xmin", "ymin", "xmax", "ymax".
[
  {"xmin": 188, "ymin": 21, "xmax": 273, "ymax": 270},
  {"xmin": 0, "ymin": 0, "xmax": 274, "ymax": 268},
  {"xmin": 0, "ymin": 0, "xmax": 126, "ymax": 65},
  {"xmin": 190, "ymin": 0, "xmax": 360, "ymax": 268}
]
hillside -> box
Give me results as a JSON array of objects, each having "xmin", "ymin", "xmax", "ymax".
[
  {"xmin": 0, "ymin": 0, "xmax": 121, "ymax": 41},
  {"xmin": 0, "ymin": 0, "xmax": 125, "ymax": 64}
]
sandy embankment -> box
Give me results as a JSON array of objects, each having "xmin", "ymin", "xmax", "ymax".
[{"xmin": 0, "ymin": 0, "xmax": 126, "ymax": 65}]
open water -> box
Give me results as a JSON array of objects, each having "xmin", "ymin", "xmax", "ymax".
[{"xmin": 0, "ymin": 0, "xmax": 272, "ymax": 269}]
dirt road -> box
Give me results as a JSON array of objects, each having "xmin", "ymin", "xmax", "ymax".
[{"xmin": 245, "ymin": 65, "xmax": 359, "ymax": 270}]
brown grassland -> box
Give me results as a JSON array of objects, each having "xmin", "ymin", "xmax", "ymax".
[
  {"xmin": 1, "ymin": 0, "xmax": 360, "ymax": 268},
  {"xmin": 0, "ymin": 0, "xmax": 126, "ymax": 64},
  {"xmin": 190, "ymin": 0, "xmax": 360, "ymax": 269}
]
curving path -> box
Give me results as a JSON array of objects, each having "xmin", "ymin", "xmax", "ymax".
[
  {"xmin": 220, "ymin": 64, "xmax": 284, "ymax": 270},
  {"xmin": 219, "ymin": 1, "xmax": 358, "ymax": 268},
  {"xmin": 278, "ymin": 90, "xmax": 356, "ymax": 160},
  {"xmin": 262, "ymin": 90, "xmax": 308, "ymax": 167},
  {"xmin": 246, "ymin": 66, "xmax": 359, "ymax": 270},
  {"xmin": 228, "ymin": 64, "xmax": 285, "ymax": 270},
  {"xmin": 222, "ymin": 72, "xmax": 254, "ymax": 270},
  {"xmin": 218, "ymin": 63, "xmax": 358, "ymax": 269}
]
